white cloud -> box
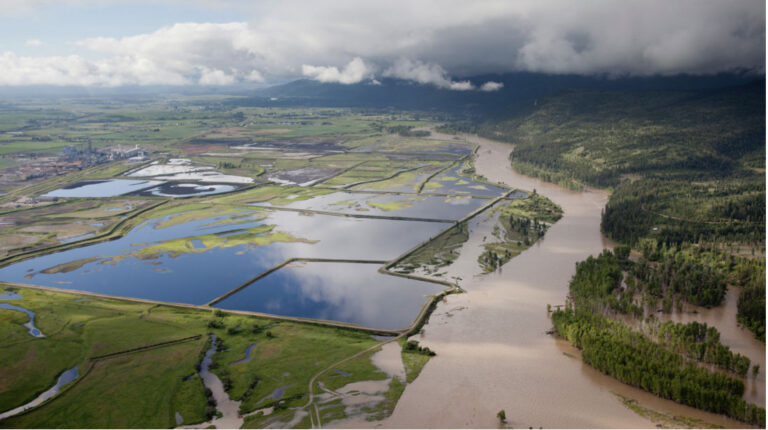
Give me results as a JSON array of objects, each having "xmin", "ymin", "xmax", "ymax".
[
  {"xmin": 198, "ymin": 68, "xmax": 236, "ymax": 86},
  {"xmin": 0, "ymin": 0, "xmax": 763, "ymax": 86},
  {"xmin": 383, "ymin": 58, "xmax": 475, "ymax": 90},
  {"xmin": 480, "ymin": 81, "xmax": 503, "ymax": 92},
  {"xmin": 25, "ymin": 39, "xmax": 43, "ymax": 47},
  {"xmin": 245, "ymin": 70, "xmax": 264, "ymax": 82},
  {"xmin": 301, "ymin": 57, "xmax": 373, "ymax": 84},
  {"xmin": 449, "ymin": 80, "xmax": 475, "ymax": 91}
]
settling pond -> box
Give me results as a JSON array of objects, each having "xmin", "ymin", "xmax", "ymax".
[
  {"xmin": 253, "ymin": 192, "xmax": 497, "ymax": 220},
  {"xmin": 0, "ymin": 207, "xmax": 450, "ymax": 329},
  {"xmin": 44, "ymin": 179, "xmax": 161, "ymax": 198},
  {"xmin": 214, "ymin": 261, "xmax": 444, "ymax": 330}
]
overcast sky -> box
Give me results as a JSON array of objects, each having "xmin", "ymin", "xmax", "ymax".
[{"xmin": 0, "ymin": 0, "xmax": 764, "ymax": 89}]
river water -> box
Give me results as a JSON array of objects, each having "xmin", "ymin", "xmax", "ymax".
[{"xmin": 378, "ymin": 134, "xmax": 760, "ymax": 429}]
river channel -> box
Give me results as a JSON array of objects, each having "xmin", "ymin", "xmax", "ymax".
[{"xmin": 378, "ymin": 134, "xmax": 761, "ymax": 428}]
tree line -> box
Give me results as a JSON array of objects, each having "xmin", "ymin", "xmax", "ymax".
[{"xmin": 552, "ymin": 249, "xmax": 764, "ymax": 426}]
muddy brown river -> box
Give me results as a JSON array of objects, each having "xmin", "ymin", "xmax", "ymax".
[{"xmin": 371, "ymin": 134, "xmax": 763, "ymax": 429}]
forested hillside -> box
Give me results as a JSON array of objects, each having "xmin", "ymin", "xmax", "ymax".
[
  {"xmin": 472, "ymin": 81, "xmax": 764, "ymax": 188},
  {"xmin": 461, "ymin": 79, "xmax": 768, "ymax": 424},
  {"xmin": 464, "ymin": 80, "xmax": 765, "ymax": 341}
]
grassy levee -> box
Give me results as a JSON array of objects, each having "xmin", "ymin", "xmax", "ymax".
[
  {"xmin": 0, "ymin": 199, "xmax": 168, "ymax": 268},
  {"xmin": 310, "ymin": 160, "xmax": 369, "ymax": 187},
  {"xmin": 340, "ymin": 165, "xmax": 425, "ymax": 190},
  {"xmin": 416, "ymin": 159, "xmax": 461, "ymax": 193},
  {"xmin": 2, "ymin": 280, "xmax": 405, "ymax": 337},
  {"xmin": 87, "ymin": 334, "xmax": 203, "ymax": 361}
]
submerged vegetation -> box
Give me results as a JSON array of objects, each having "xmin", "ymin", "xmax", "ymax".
[
  {"xmin": 552, "ymin": 250, "xmax": 764, "ymax": 426},
  {"xmin": 479, "ymin": 194, "xmax": 562, "ymax": 273}
]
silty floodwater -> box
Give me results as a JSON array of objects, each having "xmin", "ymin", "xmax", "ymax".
[
  {"xmin": 382, "ymin": 134, "xmax": 759, "ymax": 428},
  {"xmin": 0, "ymin": 209, "xmax": 446, "ymax": 328},
  {"xmin": 0, "ymin": 365, "xmax": 78, "ymax": 420},
  {"xmin": 192, "ymin": 335, "xmax": 243, "ymax": 429},
  {"xmin": 215, "ymin": 261, "xmax": 444, "ymax": 330}
]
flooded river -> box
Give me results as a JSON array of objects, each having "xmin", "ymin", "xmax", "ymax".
[{"xmin": 378, "ymin": 134, "xmax": 760, "ymax": 428}]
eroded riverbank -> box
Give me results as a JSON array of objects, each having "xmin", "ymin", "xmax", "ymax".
[{"xmin": 376, "ymin": 134, "xmax": 760, "ymax": 429}]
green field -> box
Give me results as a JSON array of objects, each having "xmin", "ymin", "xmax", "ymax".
[{"xmin": 0, "ymin": 286, "xmax": 425, "ymax": 428}]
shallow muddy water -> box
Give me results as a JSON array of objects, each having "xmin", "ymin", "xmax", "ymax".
[
  {"xmin": 655, "ymin": 286, "xmax": 765, "ymax": 406},
  {"xmin": 378, "ymin": 134, "xmax": 759, "ymax": 429}
]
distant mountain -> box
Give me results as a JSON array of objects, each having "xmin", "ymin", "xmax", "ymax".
[{"xmin": 232, "ymin": 71, "xmax": 762, "ymax": 114}]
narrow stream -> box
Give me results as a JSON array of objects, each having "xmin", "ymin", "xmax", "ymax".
[
  {"xmin": 0, "ymin": 366, "xmax": 78, "ymax": 421},
  {"xmin": 0, "ymin": 303, "xmax": 45, "ymax": 338},
  {"xmin": 181, "ymin": 335, "xmax": 243, "ymax": 429},
  {"xmin": 379, "ymin": 133, "xmax": 761, "ymax": 428}
]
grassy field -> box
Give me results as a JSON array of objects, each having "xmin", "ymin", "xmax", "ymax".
[{"xmin": 0, "ymin": 286, "xmax": 397, "ymax": 428}]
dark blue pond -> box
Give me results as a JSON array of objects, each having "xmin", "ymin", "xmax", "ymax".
[
  {"xmin": 0, "ymin": 209, "xmax": 446, "ymax": 306},
  {"xmin": 214, "ymin": 261, "xmax": 444, "ymax": 330}
]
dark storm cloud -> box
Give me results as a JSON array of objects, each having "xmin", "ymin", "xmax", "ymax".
[{"xmin": 0, "ymin": 0, "xmax": 763, "ymax": 86}]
